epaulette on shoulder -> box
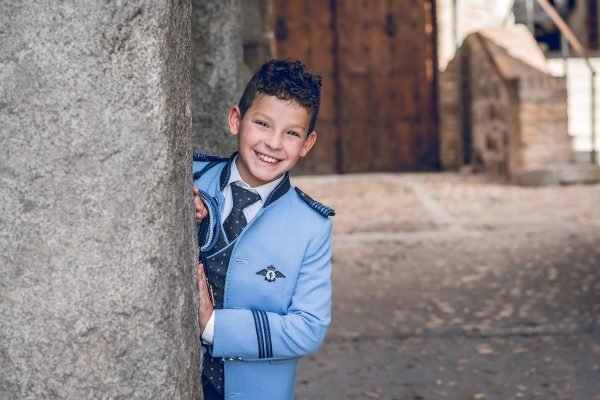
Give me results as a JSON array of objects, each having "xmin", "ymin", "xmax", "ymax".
[
  {"xmin": 294, "ymin": 187, "xmax": 335, "ymax": 218},
  {"xmin": 193, "ymin": 153, "xmax": 227, "ymax": 181},
  {"xmin": 193, "ymin": 152, "xmax": 228, "ymax": 162}
]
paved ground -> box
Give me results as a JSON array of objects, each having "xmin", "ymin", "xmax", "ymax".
[{"xmin": 292, "ymin": 173, "xmax": 600, "ymax": 400}]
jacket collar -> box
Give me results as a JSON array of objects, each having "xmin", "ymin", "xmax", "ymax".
[{"xmin": 219, "ymin": 152, "xmax": 290, "ymax": 208}]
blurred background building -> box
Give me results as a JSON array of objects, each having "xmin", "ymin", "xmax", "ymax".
[{"xmin": 194, "ymin": 0, "xmax": 600, "ymax": 184}]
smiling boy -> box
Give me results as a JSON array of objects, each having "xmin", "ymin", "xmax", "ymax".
[{"xmin": 193, "ymin": 59, "xmax": 334, "ymax": 400}]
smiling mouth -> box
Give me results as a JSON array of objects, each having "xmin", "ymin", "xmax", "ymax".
[{"xmin": 255, "ymin": 151, "xmax": 281, "ymax": 164}]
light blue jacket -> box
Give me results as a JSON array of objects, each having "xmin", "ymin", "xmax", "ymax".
[{"xmin": 193, "ymin": 153, "xmax": 334, "ymax": 399}]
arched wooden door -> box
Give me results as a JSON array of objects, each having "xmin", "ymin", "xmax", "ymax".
[{"xmin": 273, "ymin": 0, "xmax": 440, "ymax": 173}]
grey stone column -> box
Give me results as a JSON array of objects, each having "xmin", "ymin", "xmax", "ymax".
[
  {"xmin": 191, "ymin": 0, "xmax": 245, "ymax": 155},
  {"xmin": 0, "ymin": 1, "xmax": 201, "ymax": 399}
]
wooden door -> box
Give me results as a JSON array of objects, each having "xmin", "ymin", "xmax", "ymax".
[{"xmin": 273, "ymin": 0, "xmax": 439, "ymax": 173}]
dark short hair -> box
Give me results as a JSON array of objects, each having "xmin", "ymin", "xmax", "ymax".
[{"xmin": 238, "ymin": 59, "xmax": 322, "ymax": 134}]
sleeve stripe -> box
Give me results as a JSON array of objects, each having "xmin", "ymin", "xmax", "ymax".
[
  {"xmin": 260, "ymin": 311, "xmax": 273, "ymax": 358},
  {"xmin": 251, "ymin": 310, "xmax": 265, "ymax": 359},
  {"xmin": 251, "ymin": 310, "xmax": 273, "ymax": 359}
]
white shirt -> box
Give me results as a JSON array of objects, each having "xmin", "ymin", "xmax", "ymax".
[
  {"xmin": 202, "ymin": 157, "xmax": 284, "ymax": 344},
  {"xmin": 221, "ymin": 157, "xmax": 285, "ymax": 223}
]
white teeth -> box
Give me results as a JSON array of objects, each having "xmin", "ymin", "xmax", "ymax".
[{"xmin": 257, "ymin": 153, "xmax": 279, "ymax": 163}]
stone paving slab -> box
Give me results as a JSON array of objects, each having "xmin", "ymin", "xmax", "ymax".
[
  {"xmin": 297, "ymin": 334, "xmax": 599, "ymax": 400},
  {"xmin": 292, "ymin": 173, "xmax": 600, "ymax": 400}
]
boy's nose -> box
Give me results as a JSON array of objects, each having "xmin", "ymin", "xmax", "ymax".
[{"xmin": 265, "ymin": 133, "xmax": 283, "ymax": 149}]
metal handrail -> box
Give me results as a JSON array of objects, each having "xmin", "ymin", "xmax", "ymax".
[
  {"xmin": 533, "ymin": 0, "xmax": 597, "ymax": 164},
  {"xmin": 453, "ymin": 0, "xmax": 463, "ymax": 167}
]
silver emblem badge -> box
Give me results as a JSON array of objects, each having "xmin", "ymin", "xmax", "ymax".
[{"xmin": 256, "ymin": 265, "xmax": 286, "ymax": 282}]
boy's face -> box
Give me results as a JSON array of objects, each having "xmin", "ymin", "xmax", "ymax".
[{"xmin": 228, "ymin": 94, "xmax": 317, "ymax": 187}]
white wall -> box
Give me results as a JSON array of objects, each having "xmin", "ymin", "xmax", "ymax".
[{"xmin": 437, "ymin": 0, "xmax": 515, "ymax": 70}]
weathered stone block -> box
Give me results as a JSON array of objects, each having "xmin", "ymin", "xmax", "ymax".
[
  {"xmin": 453, "ymin": 26, "xmax": 574, "ymax": 183},
  {"xmin": 191, "ymin": 0, "xmax": 245, "ymax": 156},
  {"xmin": 0, "ymin": 1, "xmax": 200, "ymax": 398}
]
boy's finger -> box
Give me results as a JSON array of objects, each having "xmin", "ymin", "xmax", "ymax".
[
  {"xmin": 193, "ymin": 187, "xmax": 199, "ymax": 195},
  {"xmin": 197, "ymin": 264, "xmax": 204, "ymax": 288},
  {"xmin": 194, "ymin": 198, "xmax": 206, "ymax": 214}
]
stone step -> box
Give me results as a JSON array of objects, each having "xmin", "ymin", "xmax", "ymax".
[
  {"xmin": 519, "ymin": 162, "xmax": 600, "ymax": 186},
  {"xmin": 574, "ymin": 150, "xmax": 600, "ymax": 164}
]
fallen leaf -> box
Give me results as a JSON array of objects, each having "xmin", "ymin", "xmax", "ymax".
[{"xmin": 476, "ymin": 344, "xmax": 495, "ymax": 355}]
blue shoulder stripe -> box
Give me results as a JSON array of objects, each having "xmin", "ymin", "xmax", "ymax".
[
  {"xmin": 294, "ymin": 187, "xmax": 335, "ymax": 217},
  {"xmin": 193, "ymin": 152, "xmax": 228, "ymax": 162}
]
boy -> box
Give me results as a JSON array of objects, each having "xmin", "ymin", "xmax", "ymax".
[{"xmin": 192, "ymin": 59, "xmax": 334, "ymax": 400}]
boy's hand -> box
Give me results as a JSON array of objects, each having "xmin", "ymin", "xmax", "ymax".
[
  {"xmin": 197, "ymin": 264, "xmax": 214, "ymax": 333},
  {"xmin": 194, "ymin": 187, "xmax": 208, "ymax": 223}
]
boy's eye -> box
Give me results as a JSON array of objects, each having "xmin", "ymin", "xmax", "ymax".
[
  {"xmin": 254, "ymin": 120, "xmax": 269, "ymax": 128},
  {"xmin": 287, "ymin": 130, "xmax": 301, "ymax": 138}
]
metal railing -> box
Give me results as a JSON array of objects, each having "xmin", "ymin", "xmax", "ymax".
[{"xmin": 529, "ymin": 0, "xmax": 597, "ymax": 164}]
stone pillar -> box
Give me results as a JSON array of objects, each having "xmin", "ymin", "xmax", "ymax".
[
  {"xmin": 0, "ymin": 1, "xmax": 200, "ymax": 399},
  {"xmin": 191, "ymin": 0, "xmax": 246, "ymax": 156}
]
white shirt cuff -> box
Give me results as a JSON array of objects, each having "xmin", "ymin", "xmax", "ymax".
[{"xmin": 201, "ymin": 311, "xmax": 215, "ymax": 344}]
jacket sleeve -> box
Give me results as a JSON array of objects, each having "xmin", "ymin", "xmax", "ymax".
[{"xmin": 210, "ymin": 220, "xmax": 333, "ymax": 361}]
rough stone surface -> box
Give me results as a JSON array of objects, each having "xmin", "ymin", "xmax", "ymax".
[
  {"xmin": 240, "ymin": 0, "xmax": 273, "ymax": 73},
  {"xmin": 0, "ymin": 1, "xmax": 200, "ymax": 399},
  {"xmin": 191, "ymin": 0, "xmax": 245, "ymax": 156}
]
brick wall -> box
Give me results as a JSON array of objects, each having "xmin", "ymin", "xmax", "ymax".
[{"xmin": 517, "ymin": 75, "xmax": 572, "ymax": 172}]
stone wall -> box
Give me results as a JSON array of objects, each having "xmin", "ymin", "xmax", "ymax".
[
  {"xmin": 240, "ymin": 0, "xmax": 274, "ymax": 75},
  {"xmin": 191, "ymin": 0, "xmax": 245, "ymax": 156},
  {"xmin": 0, "ymin": 1, "xmax": 201, "ymax": 398},
  {"xmin": 460, "ymin": 26, "xmax": 571, "ymax": 183}
]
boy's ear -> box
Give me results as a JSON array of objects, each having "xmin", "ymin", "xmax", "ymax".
[
  {"xmin": 228, "ymin": 105, "xmax": 241, "ymax": 136},
  {"xmin": 300, "ymin": 131, "xmax": 317, "ymax": 157}
]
